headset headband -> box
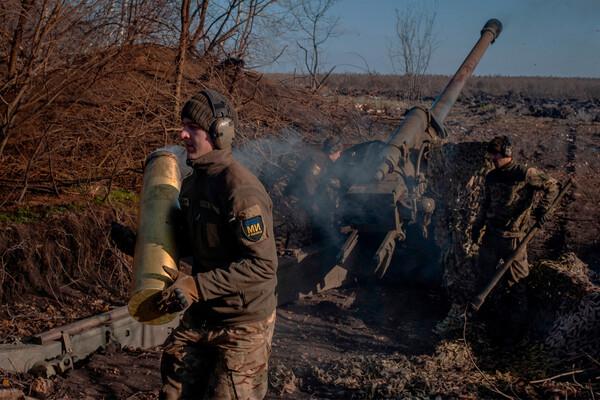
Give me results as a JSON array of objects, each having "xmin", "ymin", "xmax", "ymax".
[{"xmin": 200, "ymin": 90, "xmax": 228, "ymax": 119}]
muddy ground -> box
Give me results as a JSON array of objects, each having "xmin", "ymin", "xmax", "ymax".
[
  {"xmin": 13, "ymin": 285, "xmax": 448, "ymax": 399},
  {"xmin": 18, "ymin": 282, "xmax": 598, "ymax": 399},
  {"xmin": 1, "ymin": 86, "xmax": 600, "ymax": 398}
]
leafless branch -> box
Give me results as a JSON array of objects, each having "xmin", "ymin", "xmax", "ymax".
[{"xmin": 388, "ymin": 0, "xmax": 438, "ymax": 99}]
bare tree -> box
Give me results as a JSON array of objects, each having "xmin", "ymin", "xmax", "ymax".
[
  {"xmin": 174, "ymin": 0, "xmax": 191, "ymax": 117},
  {"xmin": 171, "ymin": 0, "xmax": 281, "ymax": 108},
  {"xmin": 229, "ymin": 1, "xmax": 291, "ymax": 69},
  {"xmin": 0, "ymin": 0, "xmax": 177, "ymax": 160},
  {"xmin": 288, "ymin": 0, "xmax": 339, "ymax": 92},
  {"xmin": 388, "ymin": 1, "xmax": 437, "ymax": 99},
  {"xmin": 185, "ymin": 0, "xmax": 276, "ymax": 59},
  {"xmin": 0, "ymin": 0, "xmax": 285, "ymax": 205},
  {"xmin": 7, "ymin": 0, "xmax": 35, "ymax": 81},
  {"xmin": 1, "ymin": 1, "xmax": 113, "ymax": 159}
]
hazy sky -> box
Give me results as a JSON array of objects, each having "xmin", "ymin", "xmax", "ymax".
[{"xmin": 266, "ymin": 0, "xmax": 600, "ymax": 78}]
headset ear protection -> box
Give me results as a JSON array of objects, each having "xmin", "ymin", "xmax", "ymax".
[
  {"xmin": 500, "ymin": 135, "xmax": 512, "ymax": 157},
  {"xmin": 199, "ymin": 90, "xmax": 235, "ymax": 150}
]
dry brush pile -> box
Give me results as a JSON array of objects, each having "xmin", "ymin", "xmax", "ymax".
[{"xmin": 0, "ymin": 24, "xmax": 375, "ymax": 327}]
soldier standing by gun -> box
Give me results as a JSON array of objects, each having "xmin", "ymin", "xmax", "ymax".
[
  {"xmin": 285, "ymin": 136, "xmax": 344, "ymax": 244},
  {"xmin": 158, "ymin": 89, "xmax": 278, "ymax": 399},
  {"xmin": 471, "ymin": 135, "xmax": 558, "ymax": 341}
]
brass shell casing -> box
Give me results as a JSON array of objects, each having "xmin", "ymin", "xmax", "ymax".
[{"xmin": 128, "ymin": 148, "xmax": 184, "ymax": 325}]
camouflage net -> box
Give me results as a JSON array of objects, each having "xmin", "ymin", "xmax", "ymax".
[
  {"xmin": 427, "ymin": 140, "xmax": 490, "ymax": 302},
  {"xmin": 528, "ymin": 253, "xmax": 600, "ymax": 359},
  {"xmin": 428, "ymin": 139, "xmax": 600, "ymax": 362},
  {"xmin": 545, "ymin": 291, "xmax": 600, "ymax": 357}
]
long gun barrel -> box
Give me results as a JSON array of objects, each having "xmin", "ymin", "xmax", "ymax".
[
  {"xmin": 374, "ymin": 19, "xmax": 503, "ymax": 181},
  {"xmin": 338, "ymin": 19, "xmax": 503, "ymax": 279},
  {"xmin": 431, "ymin": 19, "xmax": 503, "ymax": 122}
]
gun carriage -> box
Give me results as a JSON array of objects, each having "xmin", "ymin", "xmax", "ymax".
[{"xmin": 0, "ymin": 19, "xmax": 504, "ymax": 376}]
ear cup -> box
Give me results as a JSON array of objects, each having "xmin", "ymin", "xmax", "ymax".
[
  {"xmin": 209, "ymin": 117, "xmax": 235, "ymax": 149},
  {"xmin": 199, "ymin": 89, "xmax": 236, "ymax": 150}
]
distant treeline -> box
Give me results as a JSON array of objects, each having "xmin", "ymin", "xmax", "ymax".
[{"xmin": 268, "ymin": 73, "xmax": 600, "ymax": 101}]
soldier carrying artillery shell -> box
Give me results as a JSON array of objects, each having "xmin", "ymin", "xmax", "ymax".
[{"xmin": 158, "ymin": 89, "xmax": 278, "ymax": 400}]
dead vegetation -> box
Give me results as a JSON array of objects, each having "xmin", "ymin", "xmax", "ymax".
[
  {"xmin": 0, "ymin": 5, "xmax": 380, "ymax": 340},
  {"xmin": 1, "ymin": 3, "xmax": 600, "ymax": 397},
  {"xmin": 0, "ymin": 203, "xmax": 132, "ymax": 341},
  {"xmin": 266, "ymin": 278, "xmax": 599, "ymax": 399},
  {"xmin": 1, "ymin": 63, "xmax": 599, "ymax": 395}
]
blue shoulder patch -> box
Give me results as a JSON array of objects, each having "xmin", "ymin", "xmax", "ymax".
[{"xmin": 241, "ymin": 215, "xmax": 264, "ymax": 242}]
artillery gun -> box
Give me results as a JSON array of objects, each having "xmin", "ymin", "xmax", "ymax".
[
  {"xmin": 335, "ymin": 19, "xmax": 503, "ymax": 280},
  {"xmin": 0, "ymin": 19, "xmax": 503, "ymax": 377}
]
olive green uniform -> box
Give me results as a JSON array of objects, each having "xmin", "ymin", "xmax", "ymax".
[{"xmin": 160, "ymin": 149, "xmax": 277, "ymax": 400}]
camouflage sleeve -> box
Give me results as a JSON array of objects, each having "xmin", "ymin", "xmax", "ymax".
[
  {"xmin": 526, "ymin": 167, "xmax": 559, "ymax": 211},
  {"xmin": 196, "ymin": 185, "xmax": 277, "ymax": 300}
]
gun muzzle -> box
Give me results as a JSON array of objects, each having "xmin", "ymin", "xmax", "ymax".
[
  {"xmin": 481, "ymin": 18, "xmax": 502, "ymax": 42},
  {"xmin": 375, "ymin": 18, "xmax": 503, "ymax": 182}
]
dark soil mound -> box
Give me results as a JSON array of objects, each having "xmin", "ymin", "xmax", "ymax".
[{"xmin": 0, "ymin": 203, "xmax": 132, "ymax": 340}]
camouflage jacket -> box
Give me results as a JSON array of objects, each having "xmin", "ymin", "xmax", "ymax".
[
  {"xmin": 473, "ymin": 161, "xmax": 559, "ymax": 237},
  {"xmin": 178, "ymin": 149, "xmax": 277, "ymax": 325}
]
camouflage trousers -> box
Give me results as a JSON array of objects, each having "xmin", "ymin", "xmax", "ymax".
[{"xmin": 159, "ymin": 311, "xmax": 276, "ymax": 400}]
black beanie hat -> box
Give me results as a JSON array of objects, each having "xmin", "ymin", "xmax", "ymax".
[{"xmin": 180, "ymin": 90, "xmax": 238, "ymax": 132}]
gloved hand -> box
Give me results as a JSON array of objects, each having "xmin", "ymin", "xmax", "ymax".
[
  {"xmin": 157, "ymin": 266, "xmax": 200, "ymax": 313},
  {"xmin": 533, "ymin": 207, "xmax": 548, "ymax": 227}
]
